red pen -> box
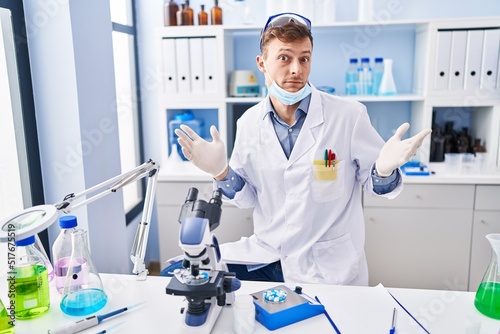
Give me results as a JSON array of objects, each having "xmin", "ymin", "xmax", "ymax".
[
  {"xmin": 328, "ymin": 149, "xmax": 332, "ymax": 167},
  {"xmin": 331, "ymin": 152, "xmax": 336, "ymax": 167}
]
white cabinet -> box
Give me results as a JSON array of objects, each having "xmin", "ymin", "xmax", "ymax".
[
  {"xmin": 469, "ymin": 185, "xmax": 500, "ymax": 291},
  {"xmin": 156, "ymin": 17, "xmax": 500, "ymax": 176},
  {"xmin": 156, "ymin": 181, "xmax": 254, "ymax": 267},
  {"xmin": 364, "ymin": 184, "xmax": 475, "ymax": 290}
]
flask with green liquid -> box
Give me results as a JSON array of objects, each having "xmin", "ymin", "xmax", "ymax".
[
  {"xmin": 14, "ymin": 235, "xmax": 51, "ymax": 319},
  {"xmin": 474, "ymin": 234, "xmax": 500, "ymax": 319},
  {"xmin": 0, "ymin": 298, "xmax": 14, "ymax": 333}
]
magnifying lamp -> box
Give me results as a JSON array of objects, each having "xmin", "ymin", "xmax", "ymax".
[{"xmin": 0, "ymin": 159, "xmax": 159, "ymax": 281}]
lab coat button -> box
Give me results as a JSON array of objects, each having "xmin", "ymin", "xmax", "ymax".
[{"xmin": 288, "ymin": 128, "xmax": 292, "ymax": 133}]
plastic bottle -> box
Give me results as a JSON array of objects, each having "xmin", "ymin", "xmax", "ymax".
[
  {"xmin": 14, "ymin": 235, "xmax": 51, "ymax": 319},
  {"xmin": 185, "ymin": 1, "xmax": 194, "ymax": 25},
  {"xmin": 378, "ymin": 58, "xmax": 397, "ymax": 96},
  {"xmin": 345, "ymin": 58, "xmax": 358, "ymax": 96},
  {"xmin": 163, "ymin": 0, "xmax": 179, "ymax": 26},
  {"xmin": 372, "ymin": 57, "xmax": 384, "ymax": 95},
  {"xmin": 358, "ymin": 57, "xmax": 372, "ymax": 95},
  {"xmin": 210, "ymin": 0, "xmax": 223, "ymax": 25},
  {"xmin": 52, "ymin": 215, "xmax": 78, "ymax": 293},
  {"xmin": 233, "ymin": 294, "xmax": 255, "ymax": 334},
  {"xmin": 168, "ymin": 111, "xmax": 203, "ymax": 161},
  {"xmin": 0, "ymin": 298, "xmax": 14, "ymax": 333},
  {"xmin": 198, "ymin": 4, "xmax": 208, "ymax": 25}
]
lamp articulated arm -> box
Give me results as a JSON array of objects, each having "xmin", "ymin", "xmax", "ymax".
[{"xmin": 54, "ymin": 159, "xmax": 160, "ymax": 281}]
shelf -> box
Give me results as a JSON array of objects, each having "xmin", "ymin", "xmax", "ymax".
[{"xmin": 343, "ymin": 94, "xmax": 425, "ymax": 102}]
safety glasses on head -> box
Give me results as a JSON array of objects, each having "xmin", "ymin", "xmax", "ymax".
[
  {"xmin": 260, "ymin": 12, "xmax": 312, "ymax": 51},
  {"xmin": 262, "ymin": 12, "xmax": 312, "ymax": 33}
]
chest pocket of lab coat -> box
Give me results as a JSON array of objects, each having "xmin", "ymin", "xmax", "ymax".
[{"xmin": 311, "ymin": 160, "xmax": 345, "ymax": 202}]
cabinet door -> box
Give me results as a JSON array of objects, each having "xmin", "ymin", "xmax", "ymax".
[
  {"xmin": 157, "ymin": 204, "xmax": 254, "ymax": 268},
  {"xmin": 364, "ymin": 207, "xmax": 472, "ymax": 290},
  {"xmin": 469, "ymin": 211, "xmax": 500, "ymax": 292}
]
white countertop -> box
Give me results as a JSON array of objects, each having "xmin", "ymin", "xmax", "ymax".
[
  {"xmin": 4, "ymin": 273, "xmax": 500, "ymax": 333},
  {"xmin": 157, "ymin": 160, "xmax": 500, "ymax": 184}
]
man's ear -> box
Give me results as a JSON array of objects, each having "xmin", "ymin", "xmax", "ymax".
[{"xmin": 256, "ymin": 55, "xmax": 266, "ymax": 73}]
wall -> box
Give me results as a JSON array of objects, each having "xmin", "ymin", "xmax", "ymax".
[{"xmin": 23, "ymin": 0, "xmax": 135, "ymax": 274}]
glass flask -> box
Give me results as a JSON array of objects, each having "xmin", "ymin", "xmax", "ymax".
[
  {"xmin": 163, "ymin": 0, "xmax": 179, "ymax": 26},
  {"xmin": 60, "ymin": 229, "xmax": 108, "ymax": 316},
  {"xmin": 378, "ymin": 58, "xmax": 397, "ymax": 96},
  {"xmin": 474, "ymin": 234, "xmax": 500, "ymax": 319},
  {"xmin": 14, "ymin": 235, "xmax": 51, "ymax": 319},
  {"xmin": 0, "ymin": 298, "xmax": 14, "ymax": 334},
  {"xmin": 34, "ymin": 234, "xmax": 54, "ymax": 282},
  {"xmin": 52, "ymin": 215, "xmax": 78, "ymax": 293}
]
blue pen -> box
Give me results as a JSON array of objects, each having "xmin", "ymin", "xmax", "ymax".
[
  {"xmin": 389, "ymin": 307, "xmax": 397, "ymax": 334},
  {"xmin": 49, "ymin": 302, "xmax": 145, "ymax": 334}
]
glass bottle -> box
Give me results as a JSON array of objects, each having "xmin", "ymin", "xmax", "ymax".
[
  {"xmin": 52, "ymin": 215, "xmax": 78, "ymax": 293},
  {"xmin": 60, "ymin": 229, "xmax": 108, "ymax": 316},
  {"xmin": 358, "ymin": 57, "xmax": 372, "ymax": 95},
  {"xmin": 177, "ymin": 3, "xmax": 189, "ymax": 26},
  {"xmin": 345, "ymin": 58, "xmax": 358, "ymax": 96},
  {"xmin": 14, "ymin": 235, "xmax": 50, "ymax": 319},
  {"xmin": 372, "ymin": 57, "xmax": 384, "ymax": 96},
  {"xmin": 198, "ymin": 4, "xmax": 208, "ymax": 25},
  {"xmin": 378, "ymin": 58, "xmax": 397, "ymax": 96},
  {"xmin": 185, "ymin": 1, "xmax": 194, "ymax": 25},
  {"xmin": 164, "ymin": 0, "xmax": 179, "ymax": 26},
  {"xmin": 0, "ymin": 298, "xmax": 14, "ymax": 334},
  {"xmin": 475, "ymin": 234, "xmax": 500, "ymax": 319},
  {"xmin": 210, "ymin": 0, "xmax": 223, "ymax": 25}
]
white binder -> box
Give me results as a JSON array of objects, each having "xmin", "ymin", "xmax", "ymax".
[
  {"xmin": 202, "ymin": 37, "xmax": 218, "ymax": 94},
  {"xmin": 448, "ymin": 30, "xmax": 467, "ymax": 90},
  {"xmin": 175, "ymin": 38, "xmax": 191, "ymax": 93},
  {"xmin": 434, "ymin": 30, "xmax": 453, "ymax": 90},
  {"xmin": 189, "ymin": 38, "xmax": 205, "ymax": 93},
  {"xmin": 480, "ymin": 28, "xmax": 500, "ymax": 90},
  {"xmin": 464, "ymin": 29, "xmax": 484, "ymax": 90},
  {"xmin": 161, "ymin": 38, "xmax": 178, "ymax": 95}
]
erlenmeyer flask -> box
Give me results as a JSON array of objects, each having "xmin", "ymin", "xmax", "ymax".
[
  {"xmin": 474, "ymin": 234, "xmax": 500, "ymax": 319},
  {"xmin": 60, "ymin": 229, "xmax": 108, "ymax": 316}
]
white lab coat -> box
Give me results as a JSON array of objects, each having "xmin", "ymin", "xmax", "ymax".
[{"xmin": 219, "ymin": 86, "xmax": 402, "ymax": 285}]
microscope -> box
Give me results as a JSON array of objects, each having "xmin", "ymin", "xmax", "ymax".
[{"xmin": 166, "ymin": 187, "xmax": 241, "ymax": 333}]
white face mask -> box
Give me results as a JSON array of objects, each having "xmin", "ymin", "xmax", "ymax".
[{"xmin": 264, "ymin": 62, "xmax": 312, "ymax": 105}]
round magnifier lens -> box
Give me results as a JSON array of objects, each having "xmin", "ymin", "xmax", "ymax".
[{"xmin": 0, "ymin": 205, "xmax": 58, "ymax": 242}]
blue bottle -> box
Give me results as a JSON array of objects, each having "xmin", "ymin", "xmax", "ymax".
[
  {"xmin": 372, "ymin": 57, "xmax": 384, "ymax": 96},
  {"xmin": 168, "ymin": 111, "xmax": 204, "ymax": 161},
  {"xmin": 345, "ymin": 58, "xmax": 358, "ymax": 96},
  {"xmin": 358, "ymin": 57, "xmax": 372, "ymax": 95}
]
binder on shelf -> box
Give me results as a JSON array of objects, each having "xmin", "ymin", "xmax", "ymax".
[
  {"xmin": 202, "ymin": 37, "xmax": 218, "ymax": 94},
  {"xmin": 464, "ymin": 29, "xmax": 484, "ymax": 91},
  {"xmin": 480, "ymin": 28, "xmax": 500, "ymax": 90},
  {"xmin": 434, "ymin": 30, "xmax": 453, "ymax": 90},
  {"xmin": 189, "ymin": 38, "xmax": 205, "ymax": 93},
  {"xmin": 175, "ymin": 38, "xmax": 191, "ymax": 93},
  {"xmin": 161, "ymin": 38, "xmax": 178, "ymax": 95},
  {"xmin": 448, "ymin": 30, "xmax": 467, "ymax": 90}
]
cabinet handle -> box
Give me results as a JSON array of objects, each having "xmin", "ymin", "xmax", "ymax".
[
  {"xmin": 415, "ymin": 194, "xmax": 422, "ymax": 199},
  {"xmin": 481, "ymin": 220, "xmax": 487, "ymax": 224}
]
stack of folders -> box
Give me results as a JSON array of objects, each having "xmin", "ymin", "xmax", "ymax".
[
  {"xmin": 161, "ymin": 37, "xmax": 218, "ymax": 96},
  {"xmin": 434, "ymin": 28, "xmax": 500, "ymax": 92}
]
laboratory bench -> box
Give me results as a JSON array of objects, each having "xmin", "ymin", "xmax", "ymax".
[
  {"xmin": 4, "ymin": 273, "xmax": 500, "ymax": 333},
  {"xmin": 155, "ymin": 164, "xmax": 500, "ymax": 293}
]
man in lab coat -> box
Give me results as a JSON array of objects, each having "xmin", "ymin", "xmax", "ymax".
[{"xmin": 169, "ymin": 13, "xmax": 431, "ymax": 285}]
